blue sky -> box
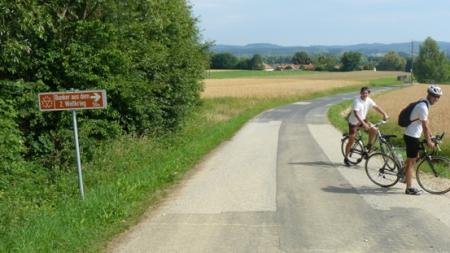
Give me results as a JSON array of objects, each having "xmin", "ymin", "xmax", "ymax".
[{"xmin": 188, "ymin": 0, "xmax": 450, "ymax": 46}]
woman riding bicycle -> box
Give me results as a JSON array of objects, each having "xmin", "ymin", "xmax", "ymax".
[{"xmin": 344, "ymin": 87, "xmax": 389, "ymax": 166}]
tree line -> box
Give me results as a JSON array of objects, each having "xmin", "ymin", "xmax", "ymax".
[{"xmin": 210, "ymin": 37, "xmax": 450, "ymax": 83}]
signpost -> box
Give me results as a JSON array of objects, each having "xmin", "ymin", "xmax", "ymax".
[
  {"xmin": 39, "ymin": 90, "xmax": 107, "ymax": 199},
  {"xmin": 38, "ymin": 90, "xmax": 107, "ymax": 111}
]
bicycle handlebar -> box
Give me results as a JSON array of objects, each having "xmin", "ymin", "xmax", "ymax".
[
  {"xmin": 427, "ymin": 132, "xmax": 445, "ymax": 143},
  {"xmin": 371, "ymin": 120, "xmax": 387, "ymax": 128},
  {"xmin": 421, "ymin": 132, "xmax": 445, "ymax": 152}
]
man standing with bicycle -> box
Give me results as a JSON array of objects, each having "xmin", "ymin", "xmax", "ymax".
[
  {"xmin": 403, "ymin": 85, "xmax": 443, "ymax": 195},
  {"xmin": 344, "ymin": 87, "xmax": 389, "ymax": 166}
]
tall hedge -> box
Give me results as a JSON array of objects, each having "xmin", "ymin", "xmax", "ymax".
[
  {"xmin": 0, "ymin": 95, "xmax": 23, "ymax": 169},
  {"xmin": 0, "ymin": 0, "xmax": 209, "ymax": 169}
]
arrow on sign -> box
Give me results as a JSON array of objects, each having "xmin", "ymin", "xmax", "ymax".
[{"xmin": 90, "ymin": 93, "xmax": 101, "ymax": 102}]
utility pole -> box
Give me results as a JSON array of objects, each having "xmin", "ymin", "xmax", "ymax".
[{"xmin": 410, "ymin": 40, "xmax": 414, "ymax": 84}]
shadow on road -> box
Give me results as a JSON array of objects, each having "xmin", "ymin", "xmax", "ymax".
[
  {"xmin": 322, "ymin": 185, "xmax": 402, "ymax": 195},
  {"xmin": 290, "ymin": 161, "xmax": 404, "ymax": 195},
  {"xmin": 289, "ymin": 161, "xmax": 362, "ymax": 170}
]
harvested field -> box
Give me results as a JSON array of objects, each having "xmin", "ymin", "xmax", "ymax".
[
  {"xmin": 202, "ymin": 79, "xmax": 360, "ymax": 98},
  {"xmin": 202, "ymin": 71, "xmax": 406, "ymax": 98},
  {"xmin": 374, "ymin": 84, "xmax": 450, "ymax": 136}
]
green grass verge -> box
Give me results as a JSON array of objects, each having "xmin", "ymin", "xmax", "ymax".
[
  {"xmin": 327, "ymin": 99, "xmax": 352, "ymax": 133},
  {"xmin": 1, "ymin": 77, "xmax": 402, "ymax": 252},
  {"xmin": 369, "ymin": 77, "xmax": 402, "ymax": 87}
]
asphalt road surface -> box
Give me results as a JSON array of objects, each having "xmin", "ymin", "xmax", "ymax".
[{"xmin": 109, "ymin": 91, "xmax": 450, "ymax": 253}]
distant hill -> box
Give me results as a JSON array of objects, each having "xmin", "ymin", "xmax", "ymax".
[{"xmin": 212, "ymin": 42, "xmax": 450, "ymax": 57}]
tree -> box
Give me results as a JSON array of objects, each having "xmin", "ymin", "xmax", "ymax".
[
  {"xmin": 248, "ymin": 54, "xmax": 264, "ymax": 70},
  {"xmin": 314, "ymin": 54, "xmax": 337, "ymax": 71},
  {"xmin": 359, "ymin": 55, "xmax": 374, "ymax": 70},
  {"xmin": 405, "ymin": 57, "xmax": 413, "ymax": 73},
  {"xmin": 264, "ymin": 55, "xmax": 291, "ymax": 65},
  {"xmin": 292, "ymin": 51, "xmax": 311, "ymax": 65},
  {"xmin": 236, "ymin": 58, "xmax": 250, "ymax": 70},
  {"xmin": 377, "ymin": 51, "xmax": 406, "ymax": 71},
  {"xmin": 211, "ymin": 53, "xmax": 238, "ymax": 69},
  {"xmin": 340, "ymin": 51, "xmax": 362, "ymax": 71},
  {"xmin": 414, "ymin": 37, "xmax": 449, "ymax": 83}
]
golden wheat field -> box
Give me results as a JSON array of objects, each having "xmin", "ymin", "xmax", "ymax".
[
  {"xmin": 201, "ymin": 71, "xmax": 406, "ymax": 98},
  {"xmin": 374, "ymin": 84, "xmax": 450, "ymax": 135}
]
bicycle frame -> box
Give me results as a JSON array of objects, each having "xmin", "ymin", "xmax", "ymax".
[
  {"xmin": 342, "ymin": 120, "xmax": 391, "ymax": 165},
  {"xmin": 362, "ymin": 120, "xmax": 395, "ymax": 157},
  {"xmin": 415, "ymin": 133, "xmax": 445, "ymax": 175},
  {"xmin": 377, "ymin": 134, "xmax": 403, "ymax": 168}
]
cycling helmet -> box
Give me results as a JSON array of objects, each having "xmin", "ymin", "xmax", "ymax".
[{"xmin": 427, "ymin": 85, "xmax": 443, "ymax": 96}]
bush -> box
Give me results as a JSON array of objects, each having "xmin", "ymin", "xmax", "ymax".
[
  {"xmin": 0, "ymin": 1, "xmax": 208, "ymax": 170},
  {"xmin": 0, "ymin": 98, "xmax": 23, "ymax": 170}
]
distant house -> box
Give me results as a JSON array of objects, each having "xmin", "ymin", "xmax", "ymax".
[
  {"xmin": 273, "ymin": 64, "xmax": 300, "ymax": 71},
  {"xmin": 299, "ymin": 63, "xmax": 315, "ymax": 70},
  {"xmin": 263, "ymin": 63, "xmax": 274, "ymax": 71},
  {"xmin": 284, "ymin": 64, "xmax": 294, "ymax": 70}
]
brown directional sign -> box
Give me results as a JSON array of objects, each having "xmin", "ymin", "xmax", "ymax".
[{"xmin": 39, "ymin": 90, "xmax": 107, "ymax": 111}]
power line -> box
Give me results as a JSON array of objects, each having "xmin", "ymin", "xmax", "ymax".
[{"xmin": 410, "ymin": 40, "xmax": 414, "ymax": 84}]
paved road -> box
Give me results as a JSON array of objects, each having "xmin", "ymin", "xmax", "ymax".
[{"xmin": 109, "ymin": 91, "xmax": 450, "ymax": 253}]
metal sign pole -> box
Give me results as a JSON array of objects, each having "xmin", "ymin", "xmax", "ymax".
[
  {"xmin": 72, "ymin": 109, "xmax": 85, "ymax": 200},
  {"xmin": 39, "ymin": 88, "xmax": 107, "ymax": 199}
]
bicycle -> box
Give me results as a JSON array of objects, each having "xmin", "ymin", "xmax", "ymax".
[
  {"xmin": 364, "ymin": 133, "xmax": 406, "ymax": 188},
  {"xmin": 341, "ymin": 120, "xmax": 394, "ymax": 165},
  {"xmin": 365, "ymin": 132, "xmax": 450, "ymax": 194}
]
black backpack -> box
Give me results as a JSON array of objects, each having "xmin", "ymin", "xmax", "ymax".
[{"xmin": 397, "ymin": 100, "xmax": 429, "ymax": 127}]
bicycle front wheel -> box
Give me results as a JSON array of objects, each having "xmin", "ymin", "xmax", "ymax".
[
  {"xmin": 365, "ymin": 152, "xmax": 400, "ymax": 187},
  {"xmin": 340, "ymin": 135, "xmax": 349, "ymax": 158},
  {"xmin": 343, "ymin": 138, "xmax": 365, "ymax": 165},
  {"xmin": 416, "ymin": 156, "xmax": 450, "ymax": 194}
]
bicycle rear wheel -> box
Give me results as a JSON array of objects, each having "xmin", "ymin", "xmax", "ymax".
[
  {"xmin": 341, "ymin": 135, "xmax": 349, "ymax": 158},
  {"xmin": 416, "ymin": 156, "xmax": 450, "ymax": 194},
  {"xmin": 342, "ymin": 136, "xmax": 365, "ymax": 165},
  {"xmin": 365, "ymin": 152, "xmax": 400, "ymax": 187}
]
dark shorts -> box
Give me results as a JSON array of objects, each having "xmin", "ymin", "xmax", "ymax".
[
  {"xmin": 348, "ymin": 120, "xmax": 368, "ymax": 136},
  {"xmin": 404, "ymin": 134, "xmax": 420, "ymax": 158}
]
